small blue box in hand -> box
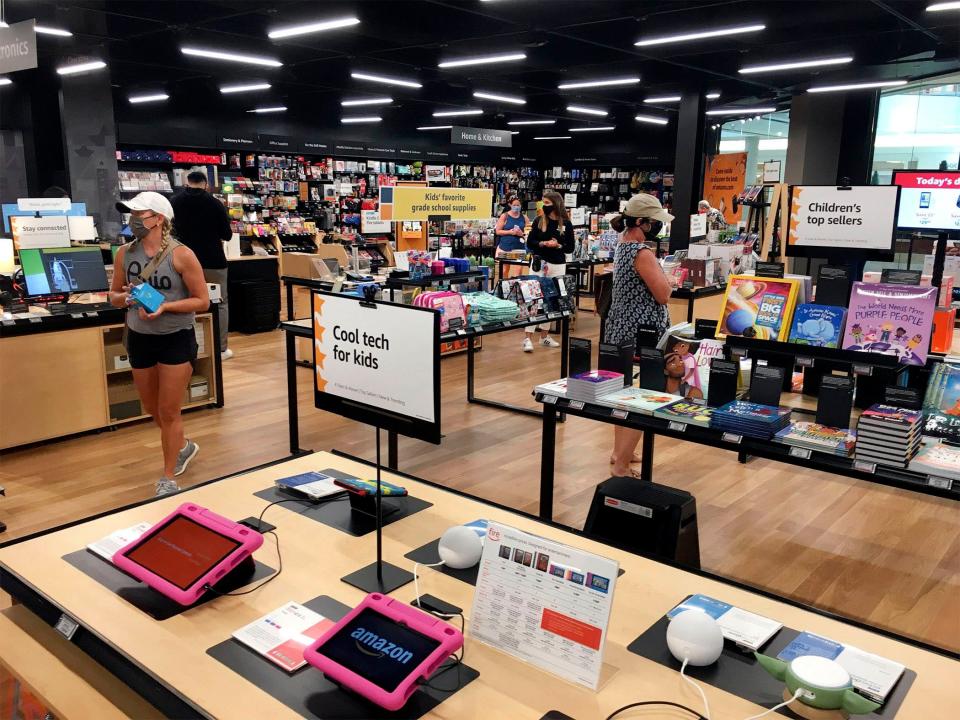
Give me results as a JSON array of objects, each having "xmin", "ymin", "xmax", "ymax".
[{"xmin": 130, "ymin": 283, "xmax": 164, "ymax": 313}]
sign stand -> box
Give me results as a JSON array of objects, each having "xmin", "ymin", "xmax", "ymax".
[
  {"xmin": 759, "ymin": 183, "xmax": 789, "ymax": 262},
  {"xmin": 340, "ymin": 426, "xmax": 415, "ymax": 594}
]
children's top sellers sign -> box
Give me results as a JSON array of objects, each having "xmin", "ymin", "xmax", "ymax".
[
  {"xmin": 313, "ymin": 292, "xmax": 440, "ymax": 443},
  {"xmin": 787, "ymin": 185, "xmax": 900, "ymax": 256}
]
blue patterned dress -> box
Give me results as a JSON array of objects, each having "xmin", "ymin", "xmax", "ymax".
[{"xmin": 604, "ymin": 241, "xmax": 670, "ymax": 345}]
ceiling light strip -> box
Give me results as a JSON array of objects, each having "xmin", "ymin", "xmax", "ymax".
[{"xmin": 635, "ymin": 23, "xmax": 765, "ymax": 47}]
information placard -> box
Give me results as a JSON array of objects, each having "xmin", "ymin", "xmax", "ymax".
[
  {"xmin": 786, "ymin": 185, "xmax": 900, "ymax": 258},
  {"xmin": 378, "ymin": 186, "xmax": 493, "ymax": 221},
  {"xmin": 11, "ymin": 216, "xmax": 70, "ymax": 249},
  {"xmin": 892, "ymin": 170, "xmax": 960, "ymax": 232},
  {"xmin": 360, "ymin": 209, "xmax": 391, "ymax": 234},
  {"xmin": 313, "ymin": 292, "xmax": 440, "ymax": 443},
  {"xmin": 470, "ymin": 522, "xmax": 618, "ymax": 690}
]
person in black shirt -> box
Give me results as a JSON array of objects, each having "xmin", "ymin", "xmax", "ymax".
[
  {"xmin": 523, "ymin": 190, "xmax": 575, "ymax": 352},
  {"xmin": 171, "ymin": 171, "xmax": 234, "ymax": 359}
]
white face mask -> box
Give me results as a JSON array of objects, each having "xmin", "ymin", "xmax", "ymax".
[{"xmin": 509, "ymin": 206, "xmax": 521, "ymax": 215}]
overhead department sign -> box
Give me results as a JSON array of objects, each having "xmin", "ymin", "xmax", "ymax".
[{"xmin": 0, "ymin": 19, "xmax": 37, "ymax": 73}]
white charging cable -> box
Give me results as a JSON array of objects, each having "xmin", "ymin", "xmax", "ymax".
[
  {"xmin": 680, "ymin": 659, "xmax": 711, "ymax": 720},
  {"xmin": 413, "ymin": 560, "xmax": 445, "ymax": 610},
  {"xmin": 742, "ymin": 688, "xmax": 804, "ymax": 720}
]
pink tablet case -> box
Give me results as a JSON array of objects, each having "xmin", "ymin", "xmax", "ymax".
[
  {"xmin": 303, "ymin": 592, "xmax": 464, "ymax": 711},
  {"xmin": 112, "ymin": 503, "xmax": 263, "ymax": 606}
]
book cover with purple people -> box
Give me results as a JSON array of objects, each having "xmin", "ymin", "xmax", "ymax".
[{"xmin": 841, "ymin": 282, "xmax": 937, "ymax": 365}]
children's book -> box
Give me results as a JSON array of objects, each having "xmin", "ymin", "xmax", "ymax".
[
  {"xmin": 788, "ymin": 304, "xmax": 847, "ymax": 348},
  {"xmin": 841, "ymin": 282, "xmax": 937, "ymax": 365},
  {"xmin": 716, "ymin": 275, "xmax": 801, "ymax": 341},
  {"xmin": 654, "ymin": 400, "xmax": 715, "ymax": 427}
]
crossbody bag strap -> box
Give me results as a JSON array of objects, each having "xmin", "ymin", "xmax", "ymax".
[{"xmin": 134, "ymin": 240, "xmax": 176, "ymax": 284}]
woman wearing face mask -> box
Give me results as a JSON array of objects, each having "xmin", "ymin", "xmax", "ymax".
[
  {"xmin": 605, "ymin": 193, "xmax": 673, "ymax": 478},
  {"xmin": 494, "ymin": 195, "xmax": 527, "ymax": 256},
  {"xmin": 523, "ymin": 190, "xmax": 575, "ymax": 352},
  {"xmin": 109, "ymin": 192, "xmax": 210, "ymax": 496}
]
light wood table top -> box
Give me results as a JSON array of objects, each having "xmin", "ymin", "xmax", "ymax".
[{"xmin": 1, "ymin": 451, "xmax": 956, "ymax": 719}]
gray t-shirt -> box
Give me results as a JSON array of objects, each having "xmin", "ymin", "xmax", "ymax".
[{"xmin": 123, "ymin": 239, "xmax": 195, "ymax": 335}]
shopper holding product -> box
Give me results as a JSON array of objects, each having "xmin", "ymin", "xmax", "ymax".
[
  {"xmin": 109, "ymin": 192, "xmax": 210, "ymax": 496},
  {"xmin": 494, "ymin": 195, "xmax": 527, "ymax": 255},
  {"xmin": 605, "ymin": 193, "xmax": 673, "ymax": 477},
  {"xmin": 523, "ymin": 190, "xmax": 575, "ymax": 353}
]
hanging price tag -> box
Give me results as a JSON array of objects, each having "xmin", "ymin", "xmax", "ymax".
[
  {"xmin": 731, "ymin": 348, "xmax": 747, "ymax": 359},
  {"xmin": 668, "ymin": 421, "xmax": 687, "ymax": 433},
  {"xmin": 854, "ymin": 460, "xmax": 877, "ymax": 474},
  {"xmin": 927, "ymin": 475, "xmax": 953, "ymax": 491},
  {"xmin": 611, "ymin": 409, "xmax": 629, "ymax": 420},
  {"xmin": 55, "ymin": 614, "xmax": 79, "ymax": 641},
  {"xmin": 70, "ymin": 313, "xmax": 84, "ymax": 319},
  {"xmin": 569, "ymin": 400, "xmax": 585, "ymax": 410},
  {"xmin": 456, "ymin": 329, "xmax": 467, "ymax": 336},
  {"xmin": 789, "ymin": 446, "xmax": 812, "ymax": 459},
  {"xmin": 852, "ymin": 363, "xmax": 873, "ymax": 377},
  {"xmin": 722, "ymin": 432, "xmax": 742, "ymax": 444},
  {"xmin": 796, "ymin": 356, "xmax": 814, "ymax": 368},
  {"xmin": 542, "ymin": 394, "xmax": 558, "ymax": 404}
]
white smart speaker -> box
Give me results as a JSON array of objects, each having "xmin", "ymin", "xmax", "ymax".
[
  {"xmin": 437, "ymin": 526, "xmax": 483, "ymax": 569},
  {"xmin": 666, "ymin": 609, "xmax": 724, "ymax": 666}
]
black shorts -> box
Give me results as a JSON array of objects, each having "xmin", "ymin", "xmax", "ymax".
[{"xmin": 126, "ymin": 328, "xmax": 198, "ymax": 369}]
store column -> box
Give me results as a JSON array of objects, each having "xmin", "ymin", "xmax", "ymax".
[
  {"xmin": 59, "ymin": 68, "xmax": 121, "ymax": 237},
  {"xmin": 669, "ymin": 92, "xmax": 706, "ymax": 251}
]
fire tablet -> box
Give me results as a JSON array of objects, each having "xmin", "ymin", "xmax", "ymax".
[
  {"xmin": 304, "ymin": 593, "xmax": 463, "ymax": 711},
  {"xmin": 112, "ymin": 503, "xmax": 264, "ymax": 606}
]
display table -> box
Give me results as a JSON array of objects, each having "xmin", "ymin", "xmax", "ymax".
[
  {"xmin": 1, "ymin": 451, "xmax": 954, "ymax": 719},
  {"xmin": 0, "ymin": 305, "xmax": 222, "ymax": 450}
]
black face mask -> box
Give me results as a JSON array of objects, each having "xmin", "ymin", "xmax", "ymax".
[
  {"xmin": 542, "ymin": 204, "xmax": 554, "ymax": 215},
  {"xmin": 644, "ymin": 220, "xmax": 663, "ymax": 241}
]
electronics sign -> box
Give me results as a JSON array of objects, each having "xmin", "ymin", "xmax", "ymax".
[{"xmin": 892, "ymin": 170, "xmax": 960, "ymax": 232}]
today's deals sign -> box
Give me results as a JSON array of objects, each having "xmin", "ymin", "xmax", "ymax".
[
  {"xmin": 787, "ymin": 185, "xmax": 899, "ymax": 253},
  {"xmin": 313, "ymin": 292, "xmax": 440, "ymax": 442}
]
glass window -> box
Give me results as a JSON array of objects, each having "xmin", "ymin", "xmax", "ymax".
[{"xmin": 716, "ymin": 110, "xmax": 790, "ymax": 221}]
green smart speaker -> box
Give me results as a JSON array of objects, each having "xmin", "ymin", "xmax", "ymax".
[{"xmin": 755, "ymin": 653, "xmax": 881, "ymax": 716}]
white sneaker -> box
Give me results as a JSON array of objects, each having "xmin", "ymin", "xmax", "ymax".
[
  {"xmin": 541, "ymin": 336, "xmax": 560, "ymax": 348},
  {"xmin": 522, "ymin": 337, "xmax": 534, "ymax": 353},
  {"xmin": 221, "ymin": 348, "xmax": 234, "ymax": 360}
]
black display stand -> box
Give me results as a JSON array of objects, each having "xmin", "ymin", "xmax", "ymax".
[
  {"xmin": 404, "ymin": 539, "xmax": 480, "ymax": 586},
  {"xmin": 62, "ymin": 550, "xmax": 275, "ymax": 621},
  {"xmin": 627, "ymin": 608, "xmax": 915, "ymax": 719},
  {"xmin": 207, "ymin": 595, "xmax": 479, "ymax": 719},
  {"xmin": 341, "ymin": 427, "xmax": 415, "ymax": 594}
]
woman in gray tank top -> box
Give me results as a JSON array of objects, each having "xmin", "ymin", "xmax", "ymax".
[{"xmin": 109, "ymin": 192, "xmax": 210, "ymax": 496}]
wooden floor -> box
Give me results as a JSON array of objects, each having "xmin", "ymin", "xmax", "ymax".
[{"xmin": 1, "ymin": 311, "xmax": 957, "ymax": 654}]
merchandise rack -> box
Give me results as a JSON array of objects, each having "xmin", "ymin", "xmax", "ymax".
[{"xmin": 534, "ymin": 393, "xmax": 960, "ymax": 522}]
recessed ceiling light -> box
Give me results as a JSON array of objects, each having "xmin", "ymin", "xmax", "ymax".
[
  {"xmin": 341, "ymin": 96, "xmax": 392, "ymax": 106},
  {"xmin": 438, "ymin": 52, "xmax": 526, "ymax": 68},
  {"xmin": 706, "ymin": 92, "xmax": 721, "ymax": 99},
  {"xmin": 35, "ymin": 25, "xmax": 73, "ymax": 37},
  {"xmin": 705, "ymin": 106, "xmax": 776, "ymax": 115},
  {"xmin": 182, "ymin": 46, "xmax": 282, "ymax": 68},
  {"xmin": 473, "ymin": 90, "xmax": 525, "ymax": 105},
  {"xmin": 557, "ymin": 77, "xmax": 640, "ymax": 90},
  {"xmin": 0, "ymin": 77, "xmax": 12, "ymax": 86},
  {"xmin": 507, "ymin": 119, "xmax": 556, "ymax": 125},
  {"xmin": 739, "ymin": 56, "xmax": 853, "ymax": 74},
  {"xmin": 644, "ymin": 95, "xmax": 682, "ymax": 103},
  {"xmin": 568, "ymin": 126, "xmax": 616, "ymax": 132},
  {"xmin": 567, "ymin": 104, "xmax": 607, "ymax": 116},
  {"xmin": 129, "ymin": 93, "xmax": 169, "ymax": 104},
  {"xmin": 808, "ymin": 79, "xmax": 908, "ymax": 93},
  {"xmin": 635, "ymin": 23, "xmax": 765, "ymax": 47},
  {"xmin": 417, "ymin": 125, "xmax": 453, "ymax": 130},
  {"xmin": 267, "ymin": 17, "xmax": 360, "ymax": 39},
  {"xmin": 635, "ymin": 114, "xmax": 669, "ymax": 125},
  {"xmin": 534, "ymin": 136, "xmax": 572, "ymax": 140},
  {"xmin": 56, "ymin": 60, "xmax": 107, "ymax": 76},
  {"xmin": 220, "ymin": 82, "xmax": 272, "ymax": 94},
  {"xmin": 432, "ymin": 108, "xmax": 483, "ymax": 117},
  {"xmin": 927, "ymin": 2, "xmax": 960, "ymax": 11},
  {"xmin": 247, "ymin": 106, "xmax": 287, "ymax": 113},
  {"xmin": 341, "ymin": 116, "xmax": 382, "ymax": 123},
  {"xmin": 351, "ymin": 71, "xmax": 421, "ymax": 89}
]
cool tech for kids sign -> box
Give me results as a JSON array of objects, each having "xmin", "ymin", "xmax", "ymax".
[
  {"xmin": 787, "ymin": 185, "xmax": 900, "ymax": 255},
  {"xmin": 313, "ymin": 292, "xmax": 441, "ymax": 443}
]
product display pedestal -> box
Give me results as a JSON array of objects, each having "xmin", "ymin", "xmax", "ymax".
[
  {"xmin": 785, "ymin": 689, "xmax": 849, "ymax": 720},
  {"xmin": 340, "ymin": 561, "xmax": 415, "ymax": 595}
]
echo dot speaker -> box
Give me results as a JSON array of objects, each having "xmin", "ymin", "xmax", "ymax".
[
  {"xmin": 437, "ymin": 526, "xmax": 483, "ymax": 569},
  {"xmin": 755, "ymin": 653, "xmax": 881, "ymax": 715},
  {"xmin": 666, "ymin": 609, "xmax": 724, "ymax": 666}
]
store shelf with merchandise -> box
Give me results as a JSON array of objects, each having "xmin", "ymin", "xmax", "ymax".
[{"xmin": 542, "ymin": 166, "xmax": 675, "ymax": 213}]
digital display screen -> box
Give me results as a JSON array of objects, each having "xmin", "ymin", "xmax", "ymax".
[
  {"xmin": 19, "ymin": 247, "xmax": 108, "ymax": 296},
  {"xmin": 892, "ymin": 171, "xmax": 960, "ymax": 232},
  {"xmin": 319, "ymin": 608, "xmax": 441, "ymax": 692},
  {"xmin": 122, "ymin": 515, "xmax": 242, "ymax": 590}
]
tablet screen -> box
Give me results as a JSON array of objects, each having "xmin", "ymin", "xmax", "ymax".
[
  {"xmin": 319, "ymin": 608, "xmax": 442, "ymax": 692},
  {"xmin": 122, "ymin": 515, "xmax": 242, "ymax": 590}
]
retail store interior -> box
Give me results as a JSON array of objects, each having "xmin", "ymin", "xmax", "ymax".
[{"xmin": 0, "ymin": 1, "xmax": 959, "ymax": 718}]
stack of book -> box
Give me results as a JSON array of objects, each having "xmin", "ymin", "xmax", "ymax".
[
  {"xmin": 907, "ymin": 443, "xmax": 960, "ymax": 483},
  {"xmin": 654, "ymin": 400, "xmax": 715, "ymax": 427},
  {"xmin": 854, "ymin": 405, "xmax": 922, "ymax": 468},
  {"xmin": 566, "ymin": 370, "xmax": 624, "ymax": 402},
  {"xmin": 596, "ymin": 387, "xmax": 681, "ymax": 415},
  {"xmin": 774, "ymin": 421, "xmax": 857, "ymax": 457},
  {"xmin": 534, "ymin": 378, "xmax": 568, "ymax": 399},
  {"xmin": 710, "ymin": 400, "xmax": 792, "ymax": 439}
]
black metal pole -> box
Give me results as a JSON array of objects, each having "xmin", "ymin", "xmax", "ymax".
[
  {"xmin": 388, "ymin": 430, "xmax": 399, "ymax": 470},
  {"xmin": 286, "ymin": 329, "xmax": 300, "ymax": 455},
  {"xmin": 641, "ymin": 431, "xmax": 655, "ymax": 482},
  {"xmin": 540, "ymin": 404, "xmax": 557, "ymax": 521},
  {"xmin": 285, "ymin": 279, "xmax": 295, "ymax": 321},
  {"xmin": 376, "ymin": 425, "xmax": 383, "ymax": 583}
]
